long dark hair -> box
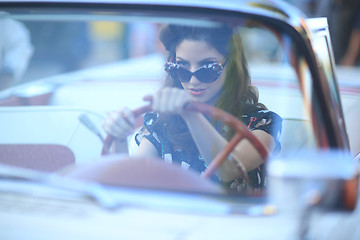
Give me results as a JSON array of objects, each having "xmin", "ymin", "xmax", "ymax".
[{"xmin": 156, "ymin": 24, "xmax": 266, "ymax": 158}]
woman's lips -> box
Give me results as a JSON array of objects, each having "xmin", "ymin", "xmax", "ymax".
[{"xmin": 189, "ymin": 88, "xmax": 206, "ymax": 96}]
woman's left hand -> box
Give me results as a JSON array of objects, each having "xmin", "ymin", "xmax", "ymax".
[{"xmin": 152, "ymin": 87, "xmax": 191, "ymax": 114}]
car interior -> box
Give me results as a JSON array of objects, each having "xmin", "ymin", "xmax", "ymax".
[{"xmin": 0, "ymin": 7, "xmax": 353, "ymax": 206}]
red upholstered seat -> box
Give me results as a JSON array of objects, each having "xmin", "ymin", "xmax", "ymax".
[
  {"xmin": 67, "ymin": 155, "xmax": 223, "ymax": 194},
  {"xmin": 0, "ymin": 144, "xmax": 75, "ymax": 172}
]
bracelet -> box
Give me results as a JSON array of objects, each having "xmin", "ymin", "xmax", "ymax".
[{"xmin": 229, "ymin": 153, "xmax": 250, "ymax": 185}]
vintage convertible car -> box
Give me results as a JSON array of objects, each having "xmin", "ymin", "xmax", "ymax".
[{"xmin": 0, "ymin": 0, "xmax": 359, "ymax": 239}]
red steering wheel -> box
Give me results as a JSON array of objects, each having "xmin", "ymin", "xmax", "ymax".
[{"xmin": 101, "ymin": 101, "xmax": 269, "ymax": 185}]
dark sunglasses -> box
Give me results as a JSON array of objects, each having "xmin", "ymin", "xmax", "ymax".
[{"xmin": 164, "ymin": 60, "xmax": 226, "ymax": 83}]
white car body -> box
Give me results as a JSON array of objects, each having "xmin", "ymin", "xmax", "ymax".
[{"xmin": 0, "ymin": 1, "xmax": 359, "ymax": 239}]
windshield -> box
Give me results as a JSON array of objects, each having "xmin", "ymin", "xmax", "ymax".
[{"xmin": 0, "ymin": 7, "xmax": 317, "ymax": 196}]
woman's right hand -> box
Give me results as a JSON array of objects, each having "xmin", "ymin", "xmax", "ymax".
[
  {"xmin": 152, "ymin": 87, "xmax": 191, "ymax": 115},
  {"xmin": 102, "ymin": 107, "xmax": 136, "ymax": 141}
]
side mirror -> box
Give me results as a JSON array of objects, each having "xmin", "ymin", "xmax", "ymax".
[
  {"xmin": 344, "ymin": 152, "xmax": 360, "ymax": 210},
  {"xmin": 268, "ymin": 150, "xmax": 359, "ymax": 212}
]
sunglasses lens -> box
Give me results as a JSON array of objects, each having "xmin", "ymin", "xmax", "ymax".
[
  {"xmin": 194, "ymin": 68, "xmax": 219, "ymax": 83},
  {"xmin": 170, "ymin": 68, "xmax": 192, "ymax": 82}
]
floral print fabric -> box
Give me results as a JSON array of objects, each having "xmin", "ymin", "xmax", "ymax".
[{"xmin": 135, "ymin": 110, "xmax": 282, "ymax": 192}]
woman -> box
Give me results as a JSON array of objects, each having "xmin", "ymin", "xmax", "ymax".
[{"xmin": 103, "ymin": 24, "xmax": 282, "ymax": 192}]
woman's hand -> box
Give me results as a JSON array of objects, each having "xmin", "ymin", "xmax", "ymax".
[
  {"xmin": 102, "ymin": 107, "xmax": 136, "ymax": 141},
  {"xmin": 152, "ymin": 87, "xmax": 191, "ymax": 114}
]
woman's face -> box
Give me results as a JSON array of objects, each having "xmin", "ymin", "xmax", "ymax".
[{"xmin": 175, "ymin": 39, "xmax": 226, "ymax": 103}]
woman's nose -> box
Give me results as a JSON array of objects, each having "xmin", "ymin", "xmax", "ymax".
[
  {"xmin": 188, "ymin": 74, "xmax": 202, "ymax": 84},
  {"xmin": 188, "ymin": 68, "xmax": 201, "ymax": 84}
]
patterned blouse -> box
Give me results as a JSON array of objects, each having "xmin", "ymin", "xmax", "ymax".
[{"xmin": 135, "ymin": 109, "xmax": 282, "ymax": 193}]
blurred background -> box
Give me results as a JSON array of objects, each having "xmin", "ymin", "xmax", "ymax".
[
  {"xmin": 1, "ymin": 0, "xmax": 359, "ymax": 87},
  {"xmin": 285, "ymin": 0, "xmax": 360, "ymax": 67},
  {"xmin": 21, "ymin": 21, "xmax": 163, "ymax": 83}
]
